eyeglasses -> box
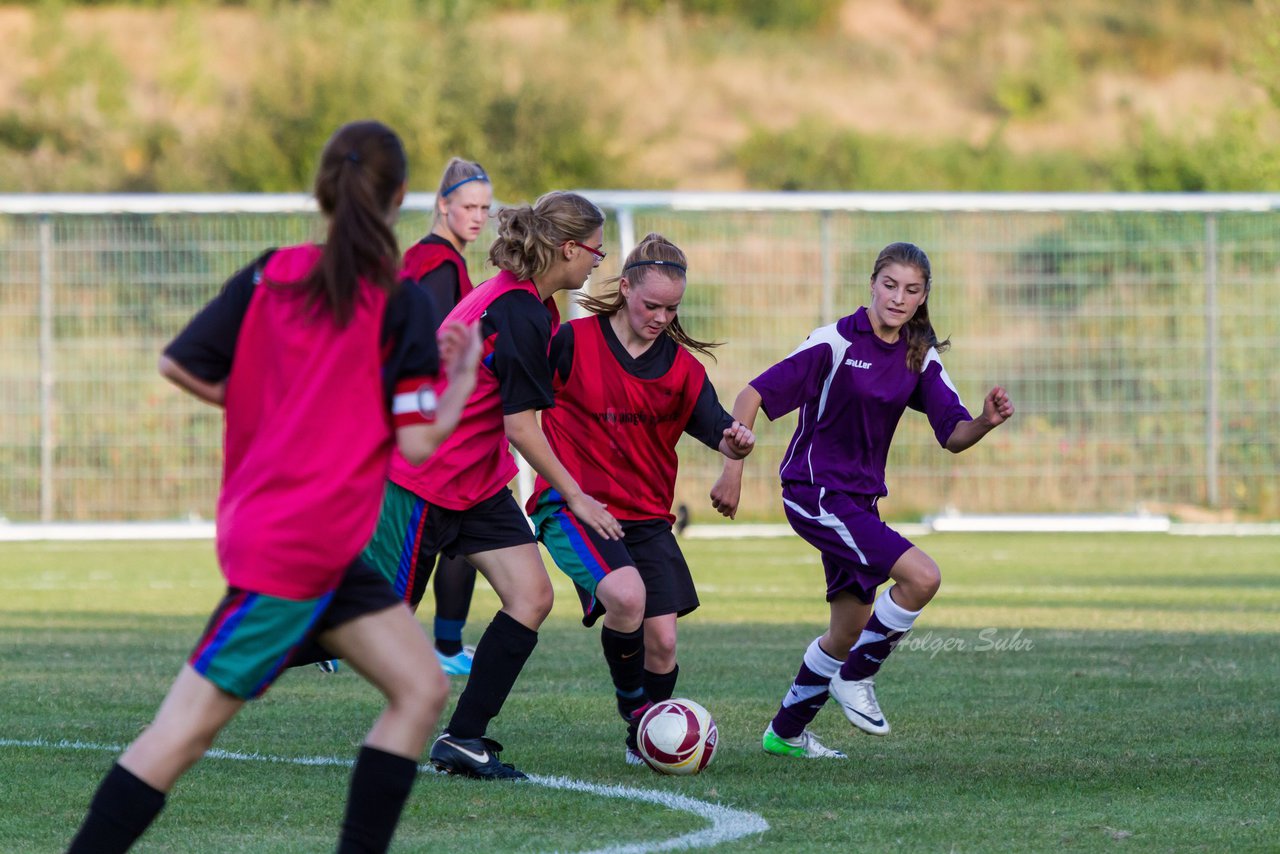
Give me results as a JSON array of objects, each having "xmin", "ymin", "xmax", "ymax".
[{"xmin": 567, "ymin": 240, "xmax": 607, "ymax": 262}]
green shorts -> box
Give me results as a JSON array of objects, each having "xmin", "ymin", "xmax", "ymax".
[{"xmin": 189, "ymin": 560, "xmax": 399, "ymax": 699}]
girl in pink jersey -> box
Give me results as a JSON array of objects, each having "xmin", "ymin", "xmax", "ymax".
[
  {"xmin": 528, "ymin": 234, "xmax": 755, "ymax": 765},
  {"xmin": 712, "ymin": 241, "xmax": 1014, "ymax": 759},
  {"xmin": 362, "ymin": 190, "xmax": 623, "ymax": 779},
  {"xmin": 68, "ymin": 121, "xmax": 481, "ymax": 854}
]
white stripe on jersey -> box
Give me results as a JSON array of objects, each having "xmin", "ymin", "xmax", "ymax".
[
  {"xmin": 776, "ymin": 323, "xmax": 851, "ymax": 483},
  {"xmin": 922, "ymin": 347, "xmax": 964, "ymax": 408},
  {"xmin": 393, "ymin": 386, "xmax": 437, "ymax": 418}
]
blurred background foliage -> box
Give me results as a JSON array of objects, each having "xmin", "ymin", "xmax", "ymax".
[{"xmin": 0, "ymin": 0, "xmax": 1277, "ymax": 197}]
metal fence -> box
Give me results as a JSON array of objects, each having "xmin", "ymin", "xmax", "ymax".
[{"xmin": 2, "ymin": 192, "xmax": 1278, "ymax": 524}]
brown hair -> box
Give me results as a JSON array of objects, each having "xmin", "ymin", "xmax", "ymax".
[
  {"xmin": 577, "ymin": 232, "xmax": 721, "ymax": 360},
  {"xmin": 305, "ymin": 120, "xmax": 407, "ymax": 325},
  {"xmin": 872, "ymin": 241, "xmax": 950, "ymax": 372},
  {"xmin": 487, "ymin": 191, "xmax": 604, "ymax": 281}
]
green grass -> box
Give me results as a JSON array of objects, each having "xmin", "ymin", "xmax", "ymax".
[{"xmin": 2, "ymin": 534, "xmax": 1278, "ymax": 852}]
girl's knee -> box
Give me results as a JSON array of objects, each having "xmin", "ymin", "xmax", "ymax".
[
  {"xmin": 502, "ymin": 576, "xmax": 554, "ymax": 626},
  {"xmin": 390, "ymin": 669, "xmax": 448, "ymax": 726},
  {"xmin": 531, "ymin": 580, "xmax": 554, "ymax": 621},
  {"xmin": 601, "ymin": 575, "xmax": 645, "ymax": 623},
  {"xmin": 894, "ymin": 552, "xmax": 941, "ymax": 603}
]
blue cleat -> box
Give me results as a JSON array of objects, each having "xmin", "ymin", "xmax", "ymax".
[{"xmin": 436, "ymin": 645, "xmax": 475, "ymax": 676}]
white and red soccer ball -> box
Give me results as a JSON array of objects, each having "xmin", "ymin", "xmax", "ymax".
[{"xmin": 636, "ymin": 698, "xmax": 719, "ymax": 775}]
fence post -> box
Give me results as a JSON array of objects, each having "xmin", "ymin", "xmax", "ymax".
[
  {"xmin": 819, "ymin": 210, "xmax": 834, "ymax": 325},
  {"xmin": 617, "ymin": 204, "xmax": 636, "ymax": 264},
  {"xmin": 1204, "ymin": 213, "xmax": 1219, "ymax": 508},
  {"xmin": 38, "ymin": 214, "xmax": 55, "ymax": 522}
]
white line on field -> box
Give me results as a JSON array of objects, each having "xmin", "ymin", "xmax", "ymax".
[{"xmin": 1, "ymin": 737, "xmax": 768, "ymax": 852}]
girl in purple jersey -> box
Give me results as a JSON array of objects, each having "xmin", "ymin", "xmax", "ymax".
[
  {"xmin": 712, "ymin": 241, "xmax": 1014, "ymax": 759},
  {"xmin": 67, "ymin": 121, "xmax": 481, "ymax": 854}
]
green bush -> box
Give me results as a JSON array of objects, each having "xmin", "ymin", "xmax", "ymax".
[
  {"xmin": 735, "ymin": 111, "xmax": 1280, "ymax": 193},
  {"xmin": 174, "ymin": 0, "xmax": 624, "ymax": 198}
]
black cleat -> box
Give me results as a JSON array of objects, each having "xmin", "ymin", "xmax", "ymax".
[
  {"xmin": 623, "ymin": 701, "xmax": 653, "ymax": 767},
  {"xmin": 429, "ymin": 733, "xmax": 527, "ymax": 780}
]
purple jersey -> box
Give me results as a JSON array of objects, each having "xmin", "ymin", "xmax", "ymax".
[{"xmin": 752, "ymin": 307, "xmax": 971, "ymax": 497}]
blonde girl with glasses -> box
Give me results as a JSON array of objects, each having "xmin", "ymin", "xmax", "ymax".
[{"xmin": 361, "ymin": 190, "xmax": 622, "ymax": 780}]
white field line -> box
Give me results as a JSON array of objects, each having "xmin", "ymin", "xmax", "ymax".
[{"xmin": 1, "ymin": 737, "xmax": 768, "ymax": 853}]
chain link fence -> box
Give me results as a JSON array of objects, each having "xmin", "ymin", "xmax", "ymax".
[{"xmin": 2, "ymin": 192, "xmax": 1277, "ymax": 523}]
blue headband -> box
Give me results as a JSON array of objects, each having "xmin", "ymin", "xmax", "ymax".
[
  {"xmin": 623, "ymin": 259, "xmax": 687, "ymax": 274},
  {"xmin": 441, "ymin": 173, "xmax": 490, "ymax": 197}
]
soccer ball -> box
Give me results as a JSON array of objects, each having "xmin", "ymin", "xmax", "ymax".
[{"xmin": 637, "ymin": 698, "xmax": 719, "ymax": 775}]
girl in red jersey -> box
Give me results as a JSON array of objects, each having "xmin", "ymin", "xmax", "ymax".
[
  {"xmin": 67, "ymin": 121, "xmax": 481, "ymax": 854},
  {"xmin": 400, "ymin": 157, "xmax": 493, "ymax": 676},
  {"xmin": 527, "ymin": 233, "xmax": 756, "ymax": 765},
  {"xmin": 362, "ymin": 190, "xmax": 622, "ymax": 779}
]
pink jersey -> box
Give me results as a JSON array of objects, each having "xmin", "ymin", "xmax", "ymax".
[
  {"xmin": 389, "ymin": 269, "xmax": 560, "ymax": 510},
  {"xmin": 215, "ymin": 246, "xmax": 427, "ymax": 598}
]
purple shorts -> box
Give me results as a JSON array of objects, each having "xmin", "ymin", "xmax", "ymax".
[{"xmin": 781, "ymin": 483, "xmax": 914, "ymax": 605}]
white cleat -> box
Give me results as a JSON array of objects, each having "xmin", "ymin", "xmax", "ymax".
[{"xmin": 829, "ymin": 674, "xmax": 891, "ymax": 735}]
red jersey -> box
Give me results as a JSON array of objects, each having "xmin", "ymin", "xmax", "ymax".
[
  {"xmin": 166, "ymin": 245, "xmax": 441, "ymax": 599},
  {"xmin": 389, "ymin": 269, "xmax": 560, "ymax": 510},
  {"xmin": 533, "ymin": 314, "xmax": 719, "ymax": 523},
  {"xmin": 401, "ymin": 237, "xmax": 474, "ymax": 311}
]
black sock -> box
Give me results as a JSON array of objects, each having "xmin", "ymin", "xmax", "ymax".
[
  {"xmin": 433, "ymin": 555, "xmax": 477, "ymax": 657},
  {"xmin": 337, "ymin": 745, "xmax": 419, "ymax": 854},
  {"xmin": 434, "ymin": 638, "xmax": 464, "ymax": 657},
  {"xmin": 601, "ymin": 626, "xmax": 647, "ymax": 719},
  {"xmin": 287, "ymin": 638, "xmax": 337, "ymax": 668},
  {"xmin": 645, "ymin": 664, "xmax": 679, "ymax": 703},
  {"xmin": 446, "ymin": 611, "xmax": 537, "ymax": 740},
  {"xmin": 67, "ymin": 763, "xmax": 166, "ymax": 854}
]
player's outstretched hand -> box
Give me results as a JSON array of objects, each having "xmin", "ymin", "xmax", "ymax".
[
  {"xmin": 709, "ymin": 465, "xmax": 743, "ymax": 520},
  {"xmin": 982, "ymin": 385, "xmax": 1014, "ymax": 428},
  {"xmin": 438, "ymin": 320, "xmax": 482, "ymax": 379},
  {"xmin": 721, "ymin": 421, "xmax": 756, "ymax": 460},
  {"xmin": 568, "ymin": 492, "xmax": 623, "ymax": 541}
]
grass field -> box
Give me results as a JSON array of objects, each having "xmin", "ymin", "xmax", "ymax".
[{"xmin": 2, "ymin": 533, "xmax": 1278, "ymax": 852}]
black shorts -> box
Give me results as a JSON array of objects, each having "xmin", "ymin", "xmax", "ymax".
[
  {"xmin": 364, "ymin": 482, "xmax": 536, "ymax": 608},
  {"xmin": 315, "ymin": 557, "xmax": 405, "ymax": 632},
  {"xmin": 574, "ymin": 519, "xmax": 700, "ymax": 627}
]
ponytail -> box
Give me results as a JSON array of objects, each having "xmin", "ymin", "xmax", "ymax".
[
  {"xmin": 304, "ymin": 120, "xmax": 408, "ymax": 325},
  {"xmin": 488, "ymin": 191, "xmax": 603, "ymax": 281}
]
